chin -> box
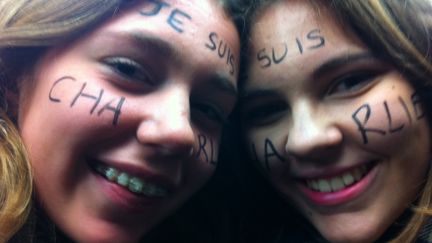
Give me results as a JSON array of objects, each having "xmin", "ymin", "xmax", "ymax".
[
  {"xmin": 74, "ymin": 233, "xmax": 141, "ymax": 243},
  {"xmin": 320, "ymin": 224, "xmax": 385, "ymax": 243},
  {"xmin": 64, "ymin": 224, "xmax": 148, "ymax": 243}
]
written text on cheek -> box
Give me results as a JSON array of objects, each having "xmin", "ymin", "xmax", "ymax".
[
  {"xmin": 49, "ymin": 76, "xmax": 218, "ymax": 166},
  {"xmin": 352, "ymin": 91, "xmax": 425, "ymax": 144},
  {"xmin": 49, "ymin": 76, "xmax": 125, "ymax": 125},
  {"xmin": 248, "ymin": 92, "xmax": 426, "ymax": 171},
  {"xmin": 251, "ymin": 138, "xmax": 285, "ymax": 172}
]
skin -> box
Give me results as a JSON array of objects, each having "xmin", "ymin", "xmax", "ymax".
[
  {"xmin": 242, "ymin": 1, "xmax": 431, "ymax": 242},
  {"xmin": 17, "ymin": 0, "xmax": 239, "ymax": 242}
]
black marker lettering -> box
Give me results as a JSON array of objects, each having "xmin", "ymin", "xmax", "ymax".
[
  {"xmin": 218, "ymin": 41, "xmax": 227, "ymax": 58},
  {"xmin": 139, "ymin": 0, "xmax": 170, "ymax": 16},
  {"xmin": 296, "ymin": 38, "xmax": 303, "ymax": 54},
  {"xmin": 205, "ymin": 31, "xmax": 236, "ymax": 75},
  {"xmin": 49, "ymin": 76, "xmax": 76, "ymax": 102},
  {"xmin": 264, "ymin": 138, "xmax": 285, "ymax": 171},
  {"xmin": 307, "ymin": 29, "xmax": 325, "ymax": 49},
  {"xmin": 167, "ymin": 9, "xmax": 191, "ymax": 33},
  {"xmin": 398, "ymin": 96, "xmax": 413, "ymax": 124},
  {"xmin": 70, "ymin": 82, "xmax": 103, "ymax": 114},
  {"xmin": 209, "ymin": 138, "xmax": 217, "ymax": 166},
  {"xmin": 205, "ymin": 32, "xmax": 218, "ymax": 50},
  {"xmin": 352, "ymin": 104, "xmax": 386, "ymax": 144},
  {"xmin": 97, "ymin": 97, "xmax": 125, "ymax": 125},
  {"xmin": 257, "ymin": 48, "xmax": 271, "ymax": 68},
  {"xmin": 226, "ymin": 47, "xmax": 231, "ymax": 65},
  {"xmin": 383, "ymin": 100, "xmax": 404, "ymax": 133},
  {"xmin": 196, "ymin": 134, "xmax": 209, "ymax": 162},
  {"xmin": 411, "ymin": 92, "xmax": 425, "ymax": 119},
  {"xmin": 229, "ymin": 55, "xmax": 235, "ymax": 75},
  {"xmin": 272, "ymin": 43, "xmax": 288, "ymax": 64},
  {"xmin": 251, "ymin": 143, "xmax": 260, "ymax": 163}
]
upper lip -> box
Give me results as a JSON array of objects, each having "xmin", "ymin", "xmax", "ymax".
[
  {"xmin": 291, "ymin": 160, "xmax": 377, "ymax": 180},
  {"xmin": 87, "ymin": 157, "xmax": 179, "ymax": 192}
]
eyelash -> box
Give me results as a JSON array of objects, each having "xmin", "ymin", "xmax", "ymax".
[
  {"xmin": 326, "ymin": 71, "xmax": 379, "ymax": 97},
  {"xmin": 241, "ymin": 100, "xmax": 288, "ymax": 126},
  {"xmin": 191, "ymin": 101, "xmax": 227, "ymax": 126},
  {"xmin": 103, "ymin": 57, "xmax": 155, "ymax": 87}
]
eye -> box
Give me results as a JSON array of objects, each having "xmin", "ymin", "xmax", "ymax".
[
  {"xmin": 241, "ymin": 100, "xmax": 288, "ymax": 126},
  {"xmin": 327, "ymin": 71, "xmax": 378, "ymax": 96},
  {"xmin": 103, "ymin": 57, "xmax": 155, "ymax": 87},
  {"xmin": 191, "ymin": 101, "xmax": 226, "ymax": 126}
]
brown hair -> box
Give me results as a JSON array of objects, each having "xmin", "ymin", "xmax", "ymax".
[
  {"xmin": 330, "ymin": 2, "xmax": 432, "ymax": 242},
  {"xmin": 242, "ymin": 0, "xmax": 432, "ymax": 242}
]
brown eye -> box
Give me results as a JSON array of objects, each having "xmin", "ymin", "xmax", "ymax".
[
  {"xmin": 327, "ymin": 72, "xmax": 378, "ymax": 96},
  {"xmin": 191, "ymin": 100, "xmax": 226, "ymax": 126},
  {"xmin": 104, "ymin": 57, "xmax": 155, "ymax": 86}
]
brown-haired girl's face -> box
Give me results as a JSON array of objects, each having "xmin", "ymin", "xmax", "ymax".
[
  {"xmin": 242, "ymin": 0, "xmax": 430, "ymax": 242},
  {"xmin": 17, "ymin": 0, "xmax": 239, "ymax": 242}
]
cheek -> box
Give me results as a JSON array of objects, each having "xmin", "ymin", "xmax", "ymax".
[
  {"xmin": 193, "ymin": 133, "xmax": 219, "ymax": 168},
  {"xmin": 245, "ymin": 129, "xmax": 288, "ymax": 175},
  {"xmin": 350, "ymin": 91, "xmax": 429, "ymax": 152},
  {"xmin": 20, "ymin": 76, "xmax": 128, "ymax": 169},
  {"xmin": 182, "ymin": 133, "xmax": 219, "ymax": 190},
  {"xmin": 47, "ymin": 76, "xmax": 127, "ymax": 127}
]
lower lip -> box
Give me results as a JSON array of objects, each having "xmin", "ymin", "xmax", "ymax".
[
  {"xmin": 93, "ymin": 171, "xmax": 165, "ymax": 213},
  {"xmin": 298, "ymin": 164, "xmax": 378, "ymax": 206}
]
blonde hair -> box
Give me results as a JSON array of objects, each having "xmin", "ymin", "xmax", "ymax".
[
  {"xmin": 0, "ymin": 112, "xmax": 31, "ymax": 242},
  {"xmin": 0, "ymin": 0, "xmax": 124, "ymax": 240}
]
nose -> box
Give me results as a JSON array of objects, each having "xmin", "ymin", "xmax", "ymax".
[
  {"xmin": 136, "ymin": 86, "xmax": 195, "ymax": 157},
  {"xmin": 285, "ymin": 101, "xmax": 342, "ymax": 160}
]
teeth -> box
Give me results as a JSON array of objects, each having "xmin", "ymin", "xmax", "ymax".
[
  {"xmin": 330, "ymin": 177, "xmax": 344, "ymax": 191},
  {"xmin": 129, "ymin": 177, "xmax": 144, "ymax": 193},
  {"xmin": 318, "ymin": 180, "xmax": 331, "ymax": 192},
  {"xmin": 342, "ymin": 172, "xmax": 354, "ymax": 185},
  {"xmin": 117, "ymin": 173, "xmax": 129, "ymax": 186},
  {"xmin": 353, "ymin": 168, "xmax": 362, "ymax": 180},
  {"xmin": 305, "ymin": 165, "xmax": 369, "ymax": 193},
  {"xmin": 94, "ymin": 164, "xmax": 168, "ymax": 197},
  {"xmin": 106, "ymin": 168, "xmax": 118, "ymax": 181}
]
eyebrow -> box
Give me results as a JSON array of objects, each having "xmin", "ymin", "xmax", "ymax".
[
  {"xmin": 313, "ymin": 52, "xmax": 377, "ymax": 79},
  {"xmin": 240, "ymin": 89, "xmax": 278, "ymax": 100},
  {"xmin": 208, "ymin": 73, "xmax": 237, "ymax": 96},
  {"xmin": 103, "ymin": 31, "xmax": 237, "ymax": 95},
  {"xmin": 130, "ymin": 32, "xmax": 178, "ymax": 59},
  {"xmin": 131, "ymin": 32, "xmax": 237, "ymax": 96}
]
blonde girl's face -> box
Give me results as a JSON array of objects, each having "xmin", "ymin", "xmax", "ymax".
[
  {"xmin": 18, "ymin": 0, "xmax": 239, "ymax": 242},
  {"xmin": 242, "ymin": 1, "xmax": 431, "ymax": 242}
]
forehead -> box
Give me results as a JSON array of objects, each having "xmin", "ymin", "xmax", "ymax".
[
  {"xmin": 106, "ymin": 0, "xmax": 238, "ymax": 47},
  {"xmin": 113, "ymin": 0, "xmax": 228, "ymax": 28},
  {"xmin": 251, "ymin": 0, "xmax": 353, "ymax": 50},
  {"xmin": 62, "ymin": 0, "xmax": 240, "ymax": 84},
  {"xmin": 247, "ymin": 0, "xmax": 365, "ymax": 88}
]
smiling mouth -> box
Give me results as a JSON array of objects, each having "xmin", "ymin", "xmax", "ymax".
[
  {"xmin": 303, "ymin": 162, "xmax": 376, "ymax": 193},
  {"xmin": 89, "ymin": 161, "xmax": 169, "ymax": 198}
]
